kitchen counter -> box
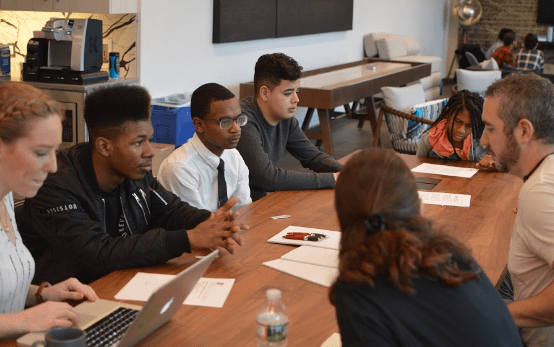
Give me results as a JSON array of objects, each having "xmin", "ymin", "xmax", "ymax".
[
  {"xmin": 1, "ymin": 76, "xmax": 139, "ymax": 148},
  {"xmin": 0, "ymin": 76, "xmax": 138, "ymax": 91}
]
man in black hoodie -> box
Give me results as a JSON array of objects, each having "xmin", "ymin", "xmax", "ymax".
[{"xmin": 18, "ymin": 85, "xmax": 246, "ymax": 284}]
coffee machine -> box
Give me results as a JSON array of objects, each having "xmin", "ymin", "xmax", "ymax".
[{"xmin": 23, "ymin": 18, "xmax": 108, "ymax": 85}]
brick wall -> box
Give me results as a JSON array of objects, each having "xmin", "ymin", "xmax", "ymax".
[{"xmin": 459, "ymin": 0, "xmax": 549, "ymax": 50}]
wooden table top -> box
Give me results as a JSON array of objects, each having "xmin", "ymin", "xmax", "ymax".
[
  {"xmin": 1, "ymin": 153, "xmax": 522, "ymax": 347},
  {"xmin": 300, "ymin": 61, "xmax": 412, "ymax": 90},
  {"xmin": 239, "ymin": 58, "xmax": 431, "ymax": 109},
  {"xmin": 403, "ymin": 155, "xmax": 522, "ymax": 283}
]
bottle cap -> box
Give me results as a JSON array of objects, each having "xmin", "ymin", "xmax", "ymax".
[{"xmin": 266, "ymin": 289, "xmax": 281, "ymax": 300}]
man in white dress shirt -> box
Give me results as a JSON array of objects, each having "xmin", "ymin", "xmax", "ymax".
[{"xmin": 158, "ymin": 83, "xmax": 251, "ymax": 212}]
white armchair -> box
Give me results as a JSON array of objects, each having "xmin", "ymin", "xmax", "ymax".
[
  {"xmin": 455, "ymin": 69, "xmax": 501, "ymax": 96},
  {"xmin": 363, "ymin": 32, "xmax": 443, "ymax": 101}
]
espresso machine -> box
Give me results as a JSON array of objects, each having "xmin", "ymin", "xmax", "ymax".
[{"xmin": 23, "ymin": 18, "xmax": 108, "ymax": 85}]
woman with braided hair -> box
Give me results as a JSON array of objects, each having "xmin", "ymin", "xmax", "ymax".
[
  {"xmin": 330, "ymin": 148, "xmax": 522, "ymax": 346},
  {"xmin": 417, "ymin": 90, "xmax": 495, "ymax": 168},
  {"xmin": 0, "ymin": 83, "xmax": 97, "ymax": 339}
]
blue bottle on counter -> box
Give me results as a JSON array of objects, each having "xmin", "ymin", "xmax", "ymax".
[
  {"xmin": 0, "ymin": 44, "xmax": 10, "ymax": 78},
  {"xmin": 109, "ymin": 52, "xmax": 120, "ymax": 79}
]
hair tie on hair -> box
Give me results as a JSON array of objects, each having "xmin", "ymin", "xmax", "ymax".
[{"xmin": 365, "ymin": 214, "xmax": 386, "ymax": 235}]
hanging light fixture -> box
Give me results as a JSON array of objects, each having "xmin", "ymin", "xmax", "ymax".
[
  {"xmin": 452, "ymin": 0, "xmax": 483, "ymax": 26},
  {"xmin": 446, "ymin": 0, "xmax": 484, "ymax": 78}
]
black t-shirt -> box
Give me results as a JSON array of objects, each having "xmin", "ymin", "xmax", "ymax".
[
  {"xmin": 100, "ymin": 186, "xmax": 127, "ymax": 238},
  {"xmin": 334, "ymin": 272, "xmax": 523, "ymax": 347}
]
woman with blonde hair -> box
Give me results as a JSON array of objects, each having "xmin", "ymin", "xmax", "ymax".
[
  {"xmin": 0, "ymin": 83, "xmax": 97, "ymax": 339},
  {"xmin": 330, "ymin": 148, "xmax": 522, "ymax": 346}
]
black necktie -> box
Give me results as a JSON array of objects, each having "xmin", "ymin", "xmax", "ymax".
[{"xmin": 217, "ymin": 159, "xmax": 228, "ymax": 208}]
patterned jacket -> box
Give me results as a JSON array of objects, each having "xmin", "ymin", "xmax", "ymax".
[{"xmin": 492, "ymin": 46, "xmax": 516, "ymax": 69}]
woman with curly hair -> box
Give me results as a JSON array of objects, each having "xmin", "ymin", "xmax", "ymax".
[
  {"xmin": 416, "ymin": 90, "xmax": 495, "ymax": 168},
  {"xmin": 330, "ymin": 148, "xmax": 522, "ymax": 346}
]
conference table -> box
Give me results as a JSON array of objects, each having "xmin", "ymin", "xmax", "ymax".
[
  {"xmin": 239, "ymin": 58, "xmax": 432, "ymax": 157},
  {"xmin": 1, "ymin": 153, "xmax": 522, "ymax": 347}
]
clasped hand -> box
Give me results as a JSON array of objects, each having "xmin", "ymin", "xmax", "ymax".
[{"xmin": 188, "ymin": 196, "xmax": 249, "ymax": 254}]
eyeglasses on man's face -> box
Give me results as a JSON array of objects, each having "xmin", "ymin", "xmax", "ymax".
[{"xmin": 203, "ymin": 114, "xmax": 248, "ymax": 129}]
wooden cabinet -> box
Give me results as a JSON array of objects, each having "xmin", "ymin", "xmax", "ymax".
[{"xmin": 0, "ymin": 0, "xmax": 137, "ymax": 13}]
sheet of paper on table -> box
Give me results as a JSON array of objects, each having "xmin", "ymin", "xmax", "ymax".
[
  {"xmin": 281, "ymin": 245, "xmax": 339, "ymax": 268},
  {"xmin": 412, "ymin": 163, "xmax": 478, "ymax": 178},
  {"xmin": 321, "ymin": 333, "xmax": 342, "ymax": 347},
  {"xmin": 114, "ymin": 272, "xmax": 234, "ymax": 308},
  {"xmin": 267, "ymin": 225, "xmax": 341, "ymax": 250},
  {"xmin": 418, "ymin": 191, "xmax": 471, "ymax": 207},
  {"xmin": 264, "ymin": 245, "xmax": 339, "ymax": 287},
  {"xmin": 263, "ymin": 259, "xmax": 339, "ymax": 287},
  {"xmin": 183, "ymin": 278, "xmax": 235, "ymax": 308}
]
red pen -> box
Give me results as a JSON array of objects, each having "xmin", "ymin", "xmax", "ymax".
[{"xmin": 283, "ymin": 232, "xmax": 327, "ymax": 241}]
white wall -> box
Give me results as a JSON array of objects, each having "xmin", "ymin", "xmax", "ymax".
[{"xmin": 139, "ymin": 0, "xmax": 451, "ymax": 98}]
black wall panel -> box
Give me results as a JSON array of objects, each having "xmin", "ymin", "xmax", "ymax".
[
  {"xmin": 213, "ymin": 0, "xmax": 277, "ymax": 43},
  {"xmin": 213, "ymin": 0, "xmax": 353, "ymax": 43},
  {"xmin": 276, "ymin": 0, "xmax": 353, "ymax": 38}
]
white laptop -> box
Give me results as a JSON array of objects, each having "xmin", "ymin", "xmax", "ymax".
[{"xmin": 17, "ymin": 249, "xmax": 219, "ymax": 347}]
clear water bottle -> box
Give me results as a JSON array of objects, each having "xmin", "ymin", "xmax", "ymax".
[{"xmin": 256, "ymin": 289, "xmax": 288, "ymax": 347}]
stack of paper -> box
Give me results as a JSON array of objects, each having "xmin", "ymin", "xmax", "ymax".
[
  {"xmin": 281, "ymin": 245, "xmax": 339, "ymax": 268},
  {"xmin": 264, "ymin": 226, "xmax": 341, "ymax": 287},
  {"xmin": 264, "ymin": 258, "xmax": 339, "ymax": 287}
]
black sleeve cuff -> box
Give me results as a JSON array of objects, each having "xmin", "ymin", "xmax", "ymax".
[{"xmin": 164, "ymin": 229, "xmax": 192, "ymax": 255}]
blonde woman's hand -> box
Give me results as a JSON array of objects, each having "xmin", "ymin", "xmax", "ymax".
[
  {"xmin": 42, "ymin": 278, "xmax": 98, "ymax": 303},
  {"xmin": 17, "ymin": 301, "xmax": 80, "ymax": 333}
]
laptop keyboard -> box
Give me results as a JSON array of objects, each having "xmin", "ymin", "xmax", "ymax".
[{"xmin": 85, "ymin": 307, "xmax": 140, "ymax": 347}]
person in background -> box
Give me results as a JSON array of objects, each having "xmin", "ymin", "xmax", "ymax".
[
  {"xmin": 0, "ymin": 83, "xmax": 97, "ymax": 339},
  {"xmin": 416, "ymin": 90, "xmax": 494, "ymax": 167},
  {"xmin": 492, "ymin": 31, "xmax": 517, "ymax": 70},
  {"xmin": 18, "ymin": 84, "xmax": 246, "ymax": 285},
  {"xmin": 481, "ymin": 73, "xmax": 554, "ymax": 347},
  {"xmin": 329, "ymin": 148, "xmax": 523, "ymax": 346},
  {"xmin": 516, "ymin": 33, "xmax": 544, "ymax": 73},
  {"xmin": 486, "ymin": 28, "xmax": 515, "ymax": 59},
  {"xmin": 158, "ymin": 83, "xmax": 251, "ymax": 212},
  {"xmin": 236, "ymin": 53, "xmax": 342, "ymax": 201}
]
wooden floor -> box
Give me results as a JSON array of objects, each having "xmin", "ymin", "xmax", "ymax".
[
  {"xmin": 278, "ymin": 113, "xmax": 392, "ymax": 170},
  {"xmin": 279, "ymin": 80, "xmax": 454, "ymax": 169}
]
